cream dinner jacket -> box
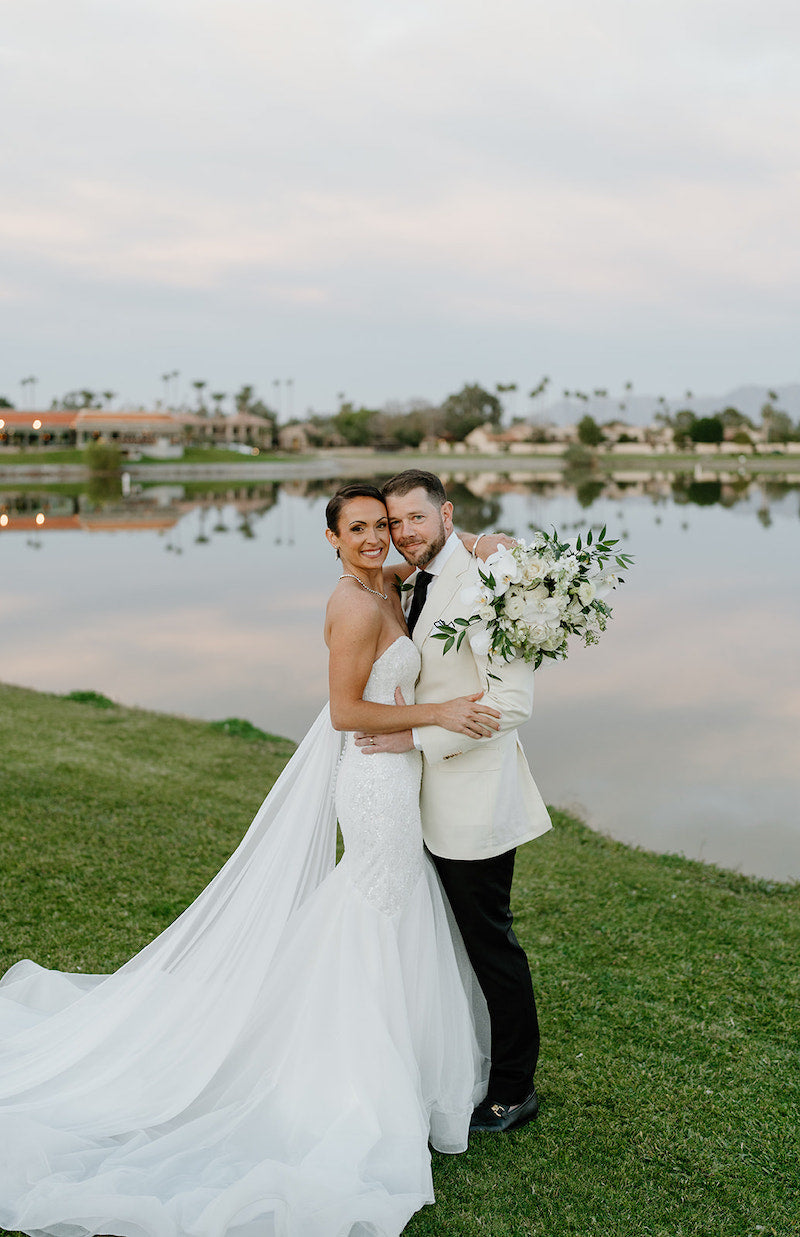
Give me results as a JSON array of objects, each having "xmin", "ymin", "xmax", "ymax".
[{"xmin": 411, "ymin": 540, "xmax": 552, "ymax": 861}]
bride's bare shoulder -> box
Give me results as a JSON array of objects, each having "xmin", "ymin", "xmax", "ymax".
[{"xmin": 324, "ymin": 581, "xmax": 382, "ymax": 649}]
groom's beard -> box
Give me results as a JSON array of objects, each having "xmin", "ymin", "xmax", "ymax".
[{"xmin": 394, "ymin": 518, "xmax": 447, "ymax": 569}]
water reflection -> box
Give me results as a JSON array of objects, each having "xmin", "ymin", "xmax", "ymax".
[
  {"xmin": 2, "ymin": 467, "xmax": 799, "ymax": 881},
  {"xmin": 2, "ymin": 465, "xmax": 799, "ymax": 539}
]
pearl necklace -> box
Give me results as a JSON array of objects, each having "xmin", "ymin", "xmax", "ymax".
[{"xmin": 339, "ymin": 573, "xmax": 388, "ymax": 600}]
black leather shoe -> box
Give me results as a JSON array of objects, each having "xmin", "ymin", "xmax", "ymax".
[{"xmin": 469, "ymin": 1087, "xmax": 539, "ymax": 1133}]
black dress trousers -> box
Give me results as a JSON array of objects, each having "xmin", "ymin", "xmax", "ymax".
[{"xmin": 431, "ymin": 847, "xmax": 539, "ymax": 1104}]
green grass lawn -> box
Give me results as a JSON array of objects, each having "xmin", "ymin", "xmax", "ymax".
[
  {"xmin": 1, "ymin": 683, "xmax": 798, "ymax": 1236},
  {"xmin": 0, "ymin": 448, "xmax": 88, "ymax": 465},
  {"xmin": 0, "ymin": 447, "xmax": 285, "ymax": 467},
  {"xmin": 139, "ymin": 447, "xmax": 285, "ymax": 464}
]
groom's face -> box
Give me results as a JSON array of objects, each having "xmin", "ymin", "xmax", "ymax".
[{"xmin": 386, "ymin": 487, "xmax": 454, "ymax": 569}]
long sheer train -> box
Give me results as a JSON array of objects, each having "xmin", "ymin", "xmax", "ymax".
[{"xmin": 0, "ymin": 637, "xmax": 489, "ymax": 1237}]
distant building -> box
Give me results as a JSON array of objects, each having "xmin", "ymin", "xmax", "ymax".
[
  {"xmin": 277, "ymin": 423, "xmax": 312, "ymax": 452},
  {"xmin": 0, "ymin": 409, "xmax": 274, "ymax": 457}
]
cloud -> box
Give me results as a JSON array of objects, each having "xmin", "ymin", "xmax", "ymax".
[{"xmin": 2, "ymin": 0, "xmax": 799, "ymax": 405}]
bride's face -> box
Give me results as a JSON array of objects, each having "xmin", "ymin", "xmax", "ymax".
[{"xmin": 327, "ymin": 496, "xmax": 390, "ymax": 570}]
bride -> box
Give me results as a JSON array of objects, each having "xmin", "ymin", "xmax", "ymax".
[{"xmin": 0, "ymin": 484, "xmax": 503, "ymax": 1237}]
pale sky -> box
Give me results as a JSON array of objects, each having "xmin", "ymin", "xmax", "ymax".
[{"xmin": 2, "ymin": 0, "xmax": 799, "ymax": 416}]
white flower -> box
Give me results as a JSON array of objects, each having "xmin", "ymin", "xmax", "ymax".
[
  {"xmin": 468, "ymin": 628, "xmax": 493, "ymax": 656},
  {"xmin": 461, "ymin": 581, "xmax": 494, "ymax": 608},
  {"xmin": 504, "ymin": 593, "xmax": 526, "ymax": 620},
  {"xmin": 521, "ymin": 555, "xmax": 547, "ymax": 584},
  {"xmin": 578, "ymin": 580, "xmax": 596, "ymax": 606},
  {"xmin": 522, "ymin": 585, "xmax": 562, "ymax": 626},
  {"xmin": 478, "ymin": 603, "xmax": 496, "ymax": 622},
  {"xmin": 542, "ymin": 628, "xmax": 566, "ymax": 652},
  {"xmin": 594, "ymin": 573, "xmax": 618, "ymax": 600},
  {"xmin": 484, "ymin": 550, "xmax": 521, "ymax": 596}
]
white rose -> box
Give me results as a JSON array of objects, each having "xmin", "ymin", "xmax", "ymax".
[
  {"xmin": 578, "ymin": 580, "xmax": 596, "ymax": 606},
  {"xmin": 478, "ymin": 603, "xmax": 496, "ymax": 622},
  {"xmin": 527, "ymin": 620, "xmax": 551, "ymax": 645},
  {"xmin": 522, "ymin": 555, "xmax": 547, "ymax": 584},
  {"xmin": 468, "ymin": 628, "xmax": 493, "ymax": 656},
  {"xmin": 504, "ymin": 593, "xmax": 526, "ymax": 620}
]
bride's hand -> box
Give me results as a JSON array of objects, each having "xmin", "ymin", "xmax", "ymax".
[{"xmin": 433, "ymin": 693, "xmax": 501, "ymax": 738}]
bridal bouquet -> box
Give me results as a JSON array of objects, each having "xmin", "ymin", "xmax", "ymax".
[{"xmin": 433, "ymin": 527, "xmax": 633, "ymax": 671}]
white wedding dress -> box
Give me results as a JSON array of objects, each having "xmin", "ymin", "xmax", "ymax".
[{"xmin": 0, "ymin": 636, "xmax": 489, "ymax": 1237}]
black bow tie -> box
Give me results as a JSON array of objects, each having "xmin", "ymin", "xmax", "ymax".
[{"xmin": 406, "ymin": 570, "xmax": 433, "ymax": 635}]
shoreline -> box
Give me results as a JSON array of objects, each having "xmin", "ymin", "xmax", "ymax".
[
  {"xmin": 2, "ymin": 678, "xmax": 795, "ymax": 889},
  {"xmin": 1, "ymin": 449, "xmax": 799, "ymax": 486}
]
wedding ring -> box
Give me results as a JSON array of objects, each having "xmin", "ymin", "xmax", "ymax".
[{"xmin": 370, "ymin": 737, "xmax": 375, "ymax": 745}]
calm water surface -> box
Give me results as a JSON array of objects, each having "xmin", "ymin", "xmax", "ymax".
[{"xmin": 2, "ymin": 470, "xmax": 798, "ymax": 880}]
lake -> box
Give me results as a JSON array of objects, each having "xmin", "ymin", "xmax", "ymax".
[{"xmin": 2, "ymin": 464, "xmax": 798, "ymax": 881}]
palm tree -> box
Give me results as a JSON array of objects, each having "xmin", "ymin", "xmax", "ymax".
[
  {"xmin": 103, "ymin": 390, "xmax": 116, "ymax": 409},
  {"xmin": 20, "ymin": 375, "xmax": 37, "ymax": 409},
  {"xmin": 285, "ymin": 378, "xmax": 294, "ymax": 421},
  {"xmin": 211, "ymin": 392, "xmax": 226, "ymax": 417},
  {"xmin": 235, "ymin": 385, "xmax": 254, "ymax": 415},
  {"xmin": 528, "ymin": 376, "xmax": 550, "ymax": 417},
  {"xmin": 272, "ymin": 379, "xmax": 283, "ymax": 419},
  {"xmin": 495, "ymin": 382, "xmax": 518, "ymax": 417},
  {"xmin": 191, "ymin": 381, "xmax": 208, "ymax": 415},
  {"xmin": 80, "ymin": 389, "xmax": 96, "ymax": 409}
]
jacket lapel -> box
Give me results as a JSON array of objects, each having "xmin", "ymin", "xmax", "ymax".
[{"xmin": 412, "ymin": 542, "xmax": 473, "ymax": 651}]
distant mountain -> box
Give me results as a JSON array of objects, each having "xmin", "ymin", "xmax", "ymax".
[{"xmin": 533, "ymin": 383, "xmax": 800, "ymax": 427}]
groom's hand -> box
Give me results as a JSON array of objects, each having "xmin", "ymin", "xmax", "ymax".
[
  {"xmin": 473, "ymin": 532, "xmax": 517, "ymax": 559},
  {"xmin": 355, "ymin": 687, "xmax": 415, "ymax": 753},
  {"xmin": 354, "ymin": 730, "xmax": 415, "ymax": 754}
]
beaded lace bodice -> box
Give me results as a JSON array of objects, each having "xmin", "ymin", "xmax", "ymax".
[{"xmin": 335, "ymin": 637, "xmax": 425, "ymax": 915}]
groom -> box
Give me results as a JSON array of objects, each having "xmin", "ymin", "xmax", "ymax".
[{"xmin": 357, "ymin": 469, "xmax": 551, "ymax": 1133}]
